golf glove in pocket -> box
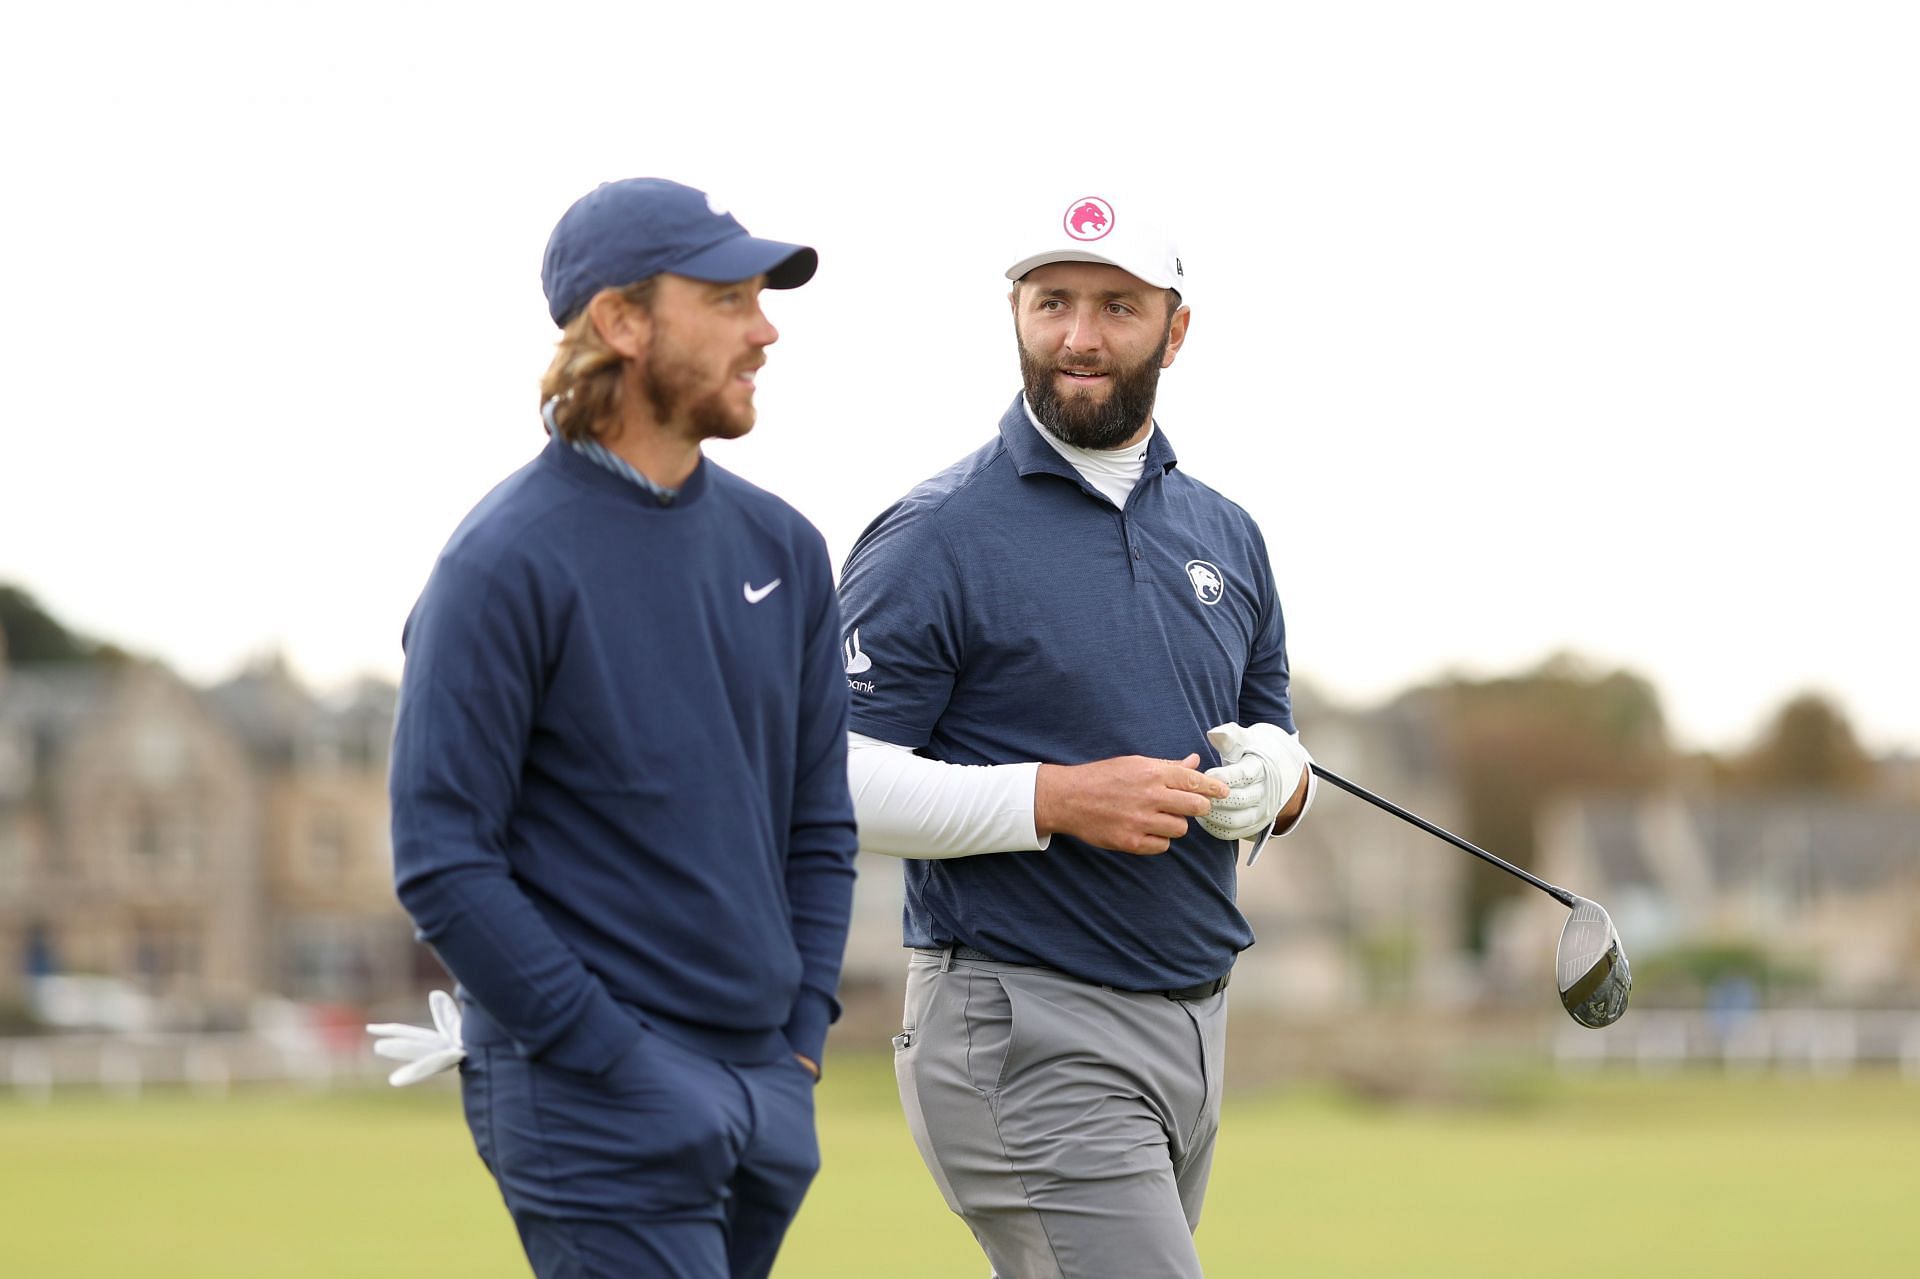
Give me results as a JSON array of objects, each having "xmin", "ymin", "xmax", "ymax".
[
  {"xmin": 367, "ymin": 988, "xmax": 465, "ymax": 1086},
  {"xmin": 1198, "ymin": 721, "xmax": 1311, "ymax": 844}
]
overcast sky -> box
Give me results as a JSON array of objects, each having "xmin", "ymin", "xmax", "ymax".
[{"xmin": 3, "ymin": 2, "xmax": 1915, "ymax": 753}]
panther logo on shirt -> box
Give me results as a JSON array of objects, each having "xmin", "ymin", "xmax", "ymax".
[{"xmin": 1185, "ymin": 560, "xmax": 1225, "ymax": 606}]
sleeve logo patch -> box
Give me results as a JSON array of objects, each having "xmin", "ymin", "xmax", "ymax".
[
  {"xmin": 843, "ymin": 630, "xmax": 876, "ymax": 692},
  {"xmin": 843, "ymin": 629, "xmax": 873, "ymax": 674}
]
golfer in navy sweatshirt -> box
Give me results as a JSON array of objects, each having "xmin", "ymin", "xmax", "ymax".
[{"xmin": 388, "ymin": 179, "xmax": 858, "ymax": 1279}]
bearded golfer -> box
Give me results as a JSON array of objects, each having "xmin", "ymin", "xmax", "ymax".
[
  {"xmin": 838, "ymin": 193, "xmax": 1316, "ymax": 1278},
  {"xmin": 387, "ymin": 178, "xmax": 857, "ymax": 1279}
]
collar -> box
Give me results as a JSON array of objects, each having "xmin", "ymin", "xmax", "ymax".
[
  {"xmin": 993, "ymin": 392, "xmax": 1179, "ymax": 484},
  {"xmin": 541, "ymin": 398, "xmax": 706, "ymax": 507}
]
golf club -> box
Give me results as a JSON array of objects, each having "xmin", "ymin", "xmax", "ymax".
[{"xmin": 1308, "ymin": 763, "xmax": 1632, "ymax": 1028}]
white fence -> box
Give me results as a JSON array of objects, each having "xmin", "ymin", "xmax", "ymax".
[
  {"xmin": 7, "ymin": 1010, "xmax": 1920, "ymax": 1100},
  {"xmin": 1554, "ymin": 1008, "xmax": 1920, "ymax": 1075},
  {"xmin": 0, "ymin": 1029, "xmax": 396, "ymax": 1101}
]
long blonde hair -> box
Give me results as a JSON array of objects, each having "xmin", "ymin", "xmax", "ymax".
[{"xmin": 538, "ymin": 279, "xmax": 658, "ymax": 442}]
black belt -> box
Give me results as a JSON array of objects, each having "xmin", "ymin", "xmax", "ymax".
[{"xmin": 949, "ymin": 946, "xmax": 1230, "ymax": 1002}]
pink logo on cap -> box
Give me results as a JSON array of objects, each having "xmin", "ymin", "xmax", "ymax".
[{"xmin": 1063, "ymin": 197, "xmax": 1114, "ymax": 242}]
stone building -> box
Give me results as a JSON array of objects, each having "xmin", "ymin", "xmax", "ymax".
[
  {"xmin": 1494, "ymin": 789, "xmax": 1920, "ymax": 1005},
  {"xmin": 0, "ymin": 662, "xmax": 260, "ymax": 1022},
  {"xmin": 0, "ymin": 657, "xmax": 420, "ymax": 1026},
  {"xmin": 207, "ymin": 658, "xmax": 425, "ymax": 1006}
]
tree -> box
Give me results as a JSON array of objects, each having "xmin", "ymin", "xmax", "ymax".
[
  {"xmin": 1729, "ymin": 691, "xmax": 1873, "ymax": 793},
  {"xmin": 0, "ymin": 584, "xmax": 105, "ymax": 665},
  {"xmin": 1403, "ymin": 651, "xmax": 1672, "ymax": 949}
]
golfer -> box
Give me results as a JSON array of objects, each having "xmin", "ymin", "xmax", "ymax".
[
  {"xmin": 838, "ymin": 193, "xmax": 1316, "ymax": 1278},
  {"xmin": 387, "ymin": 178, "xmax": 858, "ymax": 1279}
]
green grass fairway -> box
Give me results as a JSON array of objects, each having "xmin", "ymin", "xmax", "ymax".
[{"xmin": 4, "ymin": 1058, "xmax": 1917, "ymax": 1277}]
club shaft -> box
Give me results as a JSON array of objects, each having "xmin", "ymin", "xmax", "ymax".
[{"xmin": 1308, "ymin": 764, "xmax": 1577, "ymax": 908}]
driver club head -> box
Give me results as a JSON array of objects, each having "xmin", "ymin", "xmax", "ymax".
[{"xmin": 1556, "ymin": 897, "xmax": 1632, "ymax": 1028}]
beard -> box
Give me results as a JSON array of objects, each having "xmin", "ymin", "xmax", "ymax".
[
  {"xmin": 642, "ymin": 329, "xmax": 755, "ymax": 441},
  {"xmin": 1019, "ymin": 325, "xmax": 1170, "ymax": 450}
]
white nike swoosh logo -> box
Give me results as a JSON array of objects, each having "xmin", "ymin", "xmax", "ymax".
[{"xmin": 743, "ymin": 579, "xmax": 782, "ymax": 604}]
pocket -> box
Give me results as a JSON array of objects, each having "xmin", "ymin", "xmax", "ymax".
[
  {"xmin": 958, "ymin": 969, "xmax": 1016, "ymax": 1096},
  {"xmin": 459, "ymin": 1046, "xmax": 495, "ymax": 1176},
  {"xmin": 989, "ymin": 968, "xmax": 1082, "ymax": 1088},
  {"xmin": 515, "ymin": 1035, "xmax": 739, "ymax": 1214},
  {"xmin": 900, "ymin": 953, "xmax": 947, "ymax": 1035}
]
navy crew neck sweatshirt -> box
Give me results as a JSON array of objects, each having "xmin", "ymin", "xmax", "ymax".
[{"xmin": 390, "ymin": 437, "xmax": 858, "ymax": 1072}]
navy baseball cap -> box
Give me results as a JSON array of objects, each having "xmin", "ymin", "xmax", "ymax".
[{"xmin": 541, "ymin": 178, "xmax": 818, "ymax": 327}]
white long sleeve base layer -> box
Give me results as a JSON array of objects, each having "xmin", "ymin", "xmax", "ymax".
[
  {"xmin": 847, "ymin": 732, "xmax": 1050, "ymax": 858},
  {"xmin": 850, "ymin": 730, "xmax": 1318, "ymax": 860}
]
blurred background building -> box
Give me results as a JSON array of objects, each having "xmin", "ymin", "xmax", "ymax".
[
  {"xmin": 0, "ymin": 651, "xmax": 417, "ymax": 1032},
  {"xmin": 2, "ymin": 582, "xmax": 1916, "ymax": 1084}
]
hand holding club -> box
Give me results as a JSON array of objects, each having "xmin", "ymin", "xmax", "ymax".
[{"xmin": 1035, "ymin": 753, "xmax": 1229, "ymax": 855}]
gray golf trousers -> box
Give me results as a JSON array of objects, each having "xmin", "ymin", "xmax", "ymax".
[{"xmin": 894, "ymin": 947, "xmax": 1229, "ymax": 1279}]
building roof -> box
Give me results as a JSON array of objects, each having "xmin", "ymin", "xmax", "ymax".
[
  {"xmin": 0, "ymin": 665, "xmax": 113, "ymax": 782},
  {"xmin": 1562, "ymin": 792, "xmax": 1920, "ymax": 902}
]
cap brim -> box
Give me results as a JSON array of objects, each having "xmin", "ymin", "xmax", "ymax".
[
  {"xmin": 672, "ymin": 234, "xmax": 818, "ymax": 290},
  {"xmin": 1004, "ymin": 250, "xmax": 1176, "ymax": 291}
]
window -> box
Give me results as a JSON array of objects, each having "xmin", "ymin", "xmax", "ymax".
[
  {"xmin": 132, "ymin": 927, "xmax": 200, "ymax": 987},
  {"xmin": 129, "ymin": 802, "xmax": 165, "ymax": 862},
  {"xmin": 0, "ymin": 732, "xmax": 28, "ymax": 800},
  {"xmin": 0, "ymin": 816, "xmax": 21, "ymax": 892},
  {"xmin": 281, "ymin": 917, "xmax": 368, "ymax": 1000},
  {"xmin": 307, "ymin": 811, "xmax": 348, "ymax": 883},
  {"xmin": 121, "ymin": 796, "xmax": 205, "ymax": 879}
]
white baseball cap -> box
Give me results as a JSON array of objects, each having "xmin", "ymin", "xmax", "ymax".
[{"xmin": 1004, "ymin": 193, "xmax": 1186, "ymax": 293}]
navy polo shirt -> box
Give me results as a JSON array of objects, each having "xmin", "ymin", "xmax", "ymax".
[{"xmin": 838, "ymin": 394, "xmax": 1295, "ymax": 989}]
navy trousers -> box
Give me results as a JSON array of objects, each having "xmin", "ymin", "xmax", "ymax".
[{"xmin": 460, "ymin": 1022, "xmax": 820, "ymax": 1279}]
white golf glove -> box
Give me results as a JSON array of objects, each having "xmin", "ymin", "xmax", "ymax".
[
  {"xmin": 1198, "ymin": 722, "xmax": 1312, "ymax": 857},
  {"xmin": 366, "ymin": 989, "xmax": 466, "ymax": 1086}
]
